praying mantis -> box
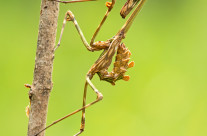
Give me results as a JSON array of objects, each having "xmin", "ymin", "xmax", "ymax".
[{"xmin": 34, "ymin": 0, "xmax": 146, "ymax": 135}]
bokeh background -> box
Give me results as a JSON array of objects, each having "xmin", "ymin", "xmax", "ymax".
[{"xmin": 0, "ymin": 0, "xmax": 207, "ymax": 136}]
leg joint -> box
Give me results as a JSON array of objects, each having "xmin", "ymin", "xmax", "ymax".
[
  {"xmin": 80, "ymin": 124, "xmax": 85, "ymax": 131},
  {"xmin": 97, "ymin": 92, "xmax": 103, "ymax": 100},
  {"xmin": 66, "ymin": 10, "xmax": 75, "ymax": 21}
]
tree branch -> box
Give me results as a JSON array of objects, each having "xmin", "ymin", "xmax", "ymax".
[{"xmin": 27, "ymin": 1, "xmax": 59, "ymax": 136}]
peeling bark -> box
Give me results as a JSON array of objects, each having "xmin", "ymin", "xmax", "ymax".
[{"xmin": 27, "ymin": 1, "xmax": 59, "ymax": 136}]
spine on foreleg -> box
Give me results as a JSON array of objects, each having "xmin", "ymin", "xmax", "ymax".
[{"xmin": 97, "ymin": 43, "xmax": 134, "ymax": 85}]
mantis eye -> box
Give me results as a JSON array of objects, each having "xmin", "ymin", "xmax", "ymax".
[{"xmin": 120, "ymin": 0, "xmax": 140, "ymax": 19}]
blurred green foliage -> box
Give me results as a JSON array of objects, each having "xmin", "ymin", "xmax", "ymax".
[{"xmin": 0, "ymin": 0, "xmax": 207, "ymax": 136}]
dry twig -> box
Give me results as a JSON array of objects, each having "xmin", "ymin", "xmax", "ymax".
[{"xmin": 27, "ymin": 1, "xmax": 59, "ymax": 136}]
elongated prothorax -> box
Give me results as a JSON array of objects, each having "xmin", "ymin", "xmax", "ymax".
[{"xmin": 119, "ymin": 0, "xmax": 146, "ymax": 35}]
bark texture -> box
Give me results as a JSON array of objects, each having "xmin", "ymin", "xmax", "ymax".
[{"xmin": 27, "ymin": 1, "xmax": 59, "ymax": 136}]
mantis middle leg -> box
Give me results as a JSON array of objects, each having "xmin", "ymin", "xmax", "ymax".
[{"xmin": 55, "ymin": 0, "xmax": 116, "ymax": 51}]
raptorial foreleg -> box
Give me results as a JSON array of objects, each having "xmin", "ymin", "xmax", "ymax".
[{"xmin": 97, "ymin": 43, "xmax": 135, "ymax": 85}]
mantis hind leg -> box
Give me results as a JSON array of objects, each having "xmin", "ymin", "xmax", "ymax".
[
  {"xmin": 75, "ymin": 76, "xmax": 103, "ymax": 136},
  {"xmin": 33, "ymin": 76, "xmax": 103, "ymax": 136}
]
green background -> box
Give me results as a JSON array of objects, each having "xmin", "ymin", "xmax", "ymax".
[{"xmin": 0, "ymin": 0, "xmax": 207, "ymax": 136}]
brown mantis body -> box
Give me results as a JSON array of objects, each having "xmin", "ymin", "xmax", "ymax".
[{"xmin": 35, "ymin": 0, "xmax": 146, "ymax": 135}]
